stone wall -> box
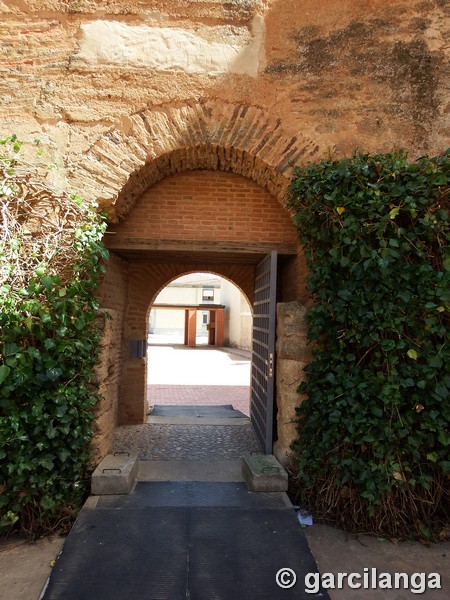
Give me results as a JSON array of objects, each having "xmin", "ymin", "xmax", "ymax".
[
  {"xmin": 0, "ymin": 1, "xmax": 447, "ymax": 213},
  {"xmin": 93, "ymin": 252, "xmax": 129, "ymax": 459},
  {"xmin": 273, "ymin": 301, "xmax": 311, "ymax": 466},
  {"xmin": 91, "ymin": 309, "xmax": 124, "ymax": 462},
  {"xmin": 1, "ymin": 0, "xmax": 448, "ymax": 462}
]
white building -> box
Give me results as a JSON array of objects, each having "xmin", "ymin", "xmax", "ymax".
[{"xmin": 149, "ymin": 273, "xmax": 251, "ymax": 349}]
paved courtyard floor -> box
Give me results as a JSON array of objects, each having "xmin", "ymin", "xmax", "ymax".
[{"xmin": 147, "ymin": 344, "xmax": 251, "ymax": 415}]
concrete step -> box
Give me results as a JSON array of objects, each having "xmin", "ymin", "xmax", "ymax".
[{"xmin": 138, "ymin": 459, "xmax": 244, "ymax": 482}]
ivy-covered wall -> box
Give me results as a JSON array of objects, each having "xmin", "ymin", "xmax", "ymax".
[
  {"xmin": 0, "ymin": 138, "xmax": 108, "ymax": 536},
  {"xmin": 288, "ymin": 149, "xmax": 449, "ymax": 541}
]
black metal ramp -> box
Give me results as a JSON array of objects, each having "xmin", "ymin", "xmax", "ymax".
[
  {"xmin": 97, "ymin": 481, "xmax": 289, "ymax": 509},
  {"xmin": 42, "ymin": 483, "xmax": 329, "ymax": 600},
  {"xmin": 150, "ymin": 405, "xmax": 247, "ymax": 418},
  {"xmin": 42, "ymin": 507, "xmax": 189, "ymax": 600}
]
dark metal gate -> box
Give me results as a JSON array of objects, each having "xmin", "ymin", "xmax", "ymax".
[{"xmin": 250, "ymin": 251, "xmax": 277, "ymax": 454}]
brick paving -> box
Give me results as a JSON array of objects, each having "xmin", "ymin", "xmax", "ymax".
[{"xmin": 147, "ymin": 345, "xmax": 251, "ymax": 415}]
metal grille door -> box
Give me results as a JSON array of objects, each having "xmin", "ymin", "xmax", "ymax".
[{"xmin": 251, "ymin": 252, "xmax": 277, "ymax": 454}]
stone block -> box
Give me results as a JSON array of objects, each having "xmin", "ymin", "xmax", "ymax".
[
  {"xmin": 91, "ymin": 453, "xmax": 138, "ymax": 495},
  {"xmin": 277, "ymin": 302, "xmax": 308, "ymax": 336},
  {"xmin": 277, "ymin": 358, "xmax": 307, "ymax": 391},
  {"xmin": 276, "ymin": 302, "xmax": 311, "ymax": 361},
  {"xmin": 273, "ymin": 441, "xmax": 294, "ymax": 467},
  {"xmin": 241, "ymin": 454, "xmax": 288, "ymax": 492}
]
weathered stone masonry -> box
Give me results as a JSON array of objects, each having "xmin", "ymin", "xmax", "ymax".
[{"xmin": 1, "ymin": 0, "xmax": 448, "ymax": 463}]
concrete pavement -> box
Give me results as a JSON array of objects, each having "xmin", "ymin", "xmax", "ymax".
[{"xmin": 147, "ymin": 345, "xmax": 251, "ymax": 415}]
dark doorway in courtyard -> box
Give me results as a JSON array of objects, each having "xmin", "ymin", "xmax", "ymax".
[{"xmin": 147, "ymin": 273, "xmax": 252, "ymax": 417}]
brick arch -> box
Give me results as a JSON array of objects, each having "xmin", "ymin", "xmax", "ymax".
[
  {"xmin": 111, "ymin": 261, "xmax": 256, "ymax": 424},
  {"xmin": 128, "ymin": 263, "xmax": 256, "ymax": 338},
  {"xmin": 71, "ymin": 98, "xmax": 320, "ymax": 222}
]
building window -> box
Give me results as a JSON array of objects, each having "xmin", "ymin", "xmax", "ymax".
[{"xmin": 202, "ymin": 288, "xmax": 214, "ymax": 302}]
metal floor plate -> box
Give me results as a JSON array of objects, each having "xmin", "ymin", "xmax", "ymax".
[
  {"xmin": 150, "ymin": 405, "xmax": 247, "ymax": 418},
  {"xmin": 42, "ymin": 507, "xmax": 189, "ymax": 600},
  {"xmin": 42, "ymin": 483, "xmax": 329, "ymax": 600},
  {"xmin": 97, "ymin": 482, "xmax": 290, "ymax": 509}
]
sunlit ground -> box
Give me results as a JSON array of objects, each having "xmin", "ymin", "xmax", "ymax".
[{"xmin": 146, "ymin": 343, "xmax": 251, "ymax": 414}]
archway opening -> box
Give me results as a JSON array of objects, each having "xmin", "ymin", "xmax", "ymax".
[
  {"xmin": 147, "ymin": 272, "xmax": 252, "ymax": 417},
  {"xmin": 96, "ymin": 164, "xmax": 306, "ymax": 461}
]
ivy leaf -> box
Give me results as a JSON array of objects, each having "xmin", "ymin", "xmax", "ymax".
[
  {"xmin": 4, "ymin": 343, "xmax": 20, "ymax": 356},
  {"xmin": 41, "ymin": 276, "xmax": 55, "ymax": 290},
  {"xmin": 407, "ymin": 349, "xmax": 418, "ymax": 360},
  {"xmin": 0, "ymin": 364, "xmax": 10, "ymax": 384},
  {"xmin": 389, "ymin": 207, "xmax": 400, "ymax": 219},
  {"xmin": 429, "ymin": 356, "xmax": 443, "ymax": 368},
  {"xmin": 58, "ymin": 448, "xmax": 71, "ymax": 462},
  {"xmin": 438, "ymin": 430, "xmax": 450, "ymax": 446},
  {"xmin": 443, "ymin": 256, "xmax": 450, "ymax": 272},
  {"xmin": 398, "ymin": 290, "xmax": 411, "ymax": 303},
  {"xmin": 46, "ymin": 367, "xmax": 62, "ymax": 381}
]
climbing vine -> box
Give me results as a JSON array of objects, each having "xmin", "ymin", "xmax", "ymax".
[
  {"xmin": 0, "ymin": 136, "xmax": 108, "ymax": 536},
  {"xmin": 288, "ymin": 149, "xmax": 449, "ymax": 540}
]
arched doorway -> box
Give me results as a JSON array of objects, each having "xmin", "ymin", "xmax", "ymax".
[
  {"xmin": 148, "ymin": 272, "xmax": 251, "ymax": 348},
  {"xmin": 91, "ymin": 101, "xmax": 312, "ymax": 460},
  {"xmin": 96, "ymin": 170, "xmax": 304, "ymax": 459},
  {"xmin": 101, "ymin": 170, "xmax": 300, "ymax": 423},
  {"xmin": 147, "ymin": 272, "xmax": 253, "ymax": 418}
]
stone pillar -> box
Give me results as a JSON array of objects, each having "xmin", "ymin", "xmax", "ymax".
[
  {"xmin": 120, "ymin": 358, "xmax": 147, "ymax": 423},
  {"xmin": 92, "ymin": 309, "xmax": 121, "ymax": 463},
  {"xmin": 273, "ymin": 302, "xmax": 311, "ymax": 466}
]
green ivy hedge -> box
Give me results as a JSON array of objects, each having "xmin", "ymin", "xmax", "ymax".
[
  {"xmin": 288, "ymin": 149, "xmax": 449, "ymax": 540},
  {"xmin": 0, "ymin": 140, "xmax": 108, "ymax": 536}
]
